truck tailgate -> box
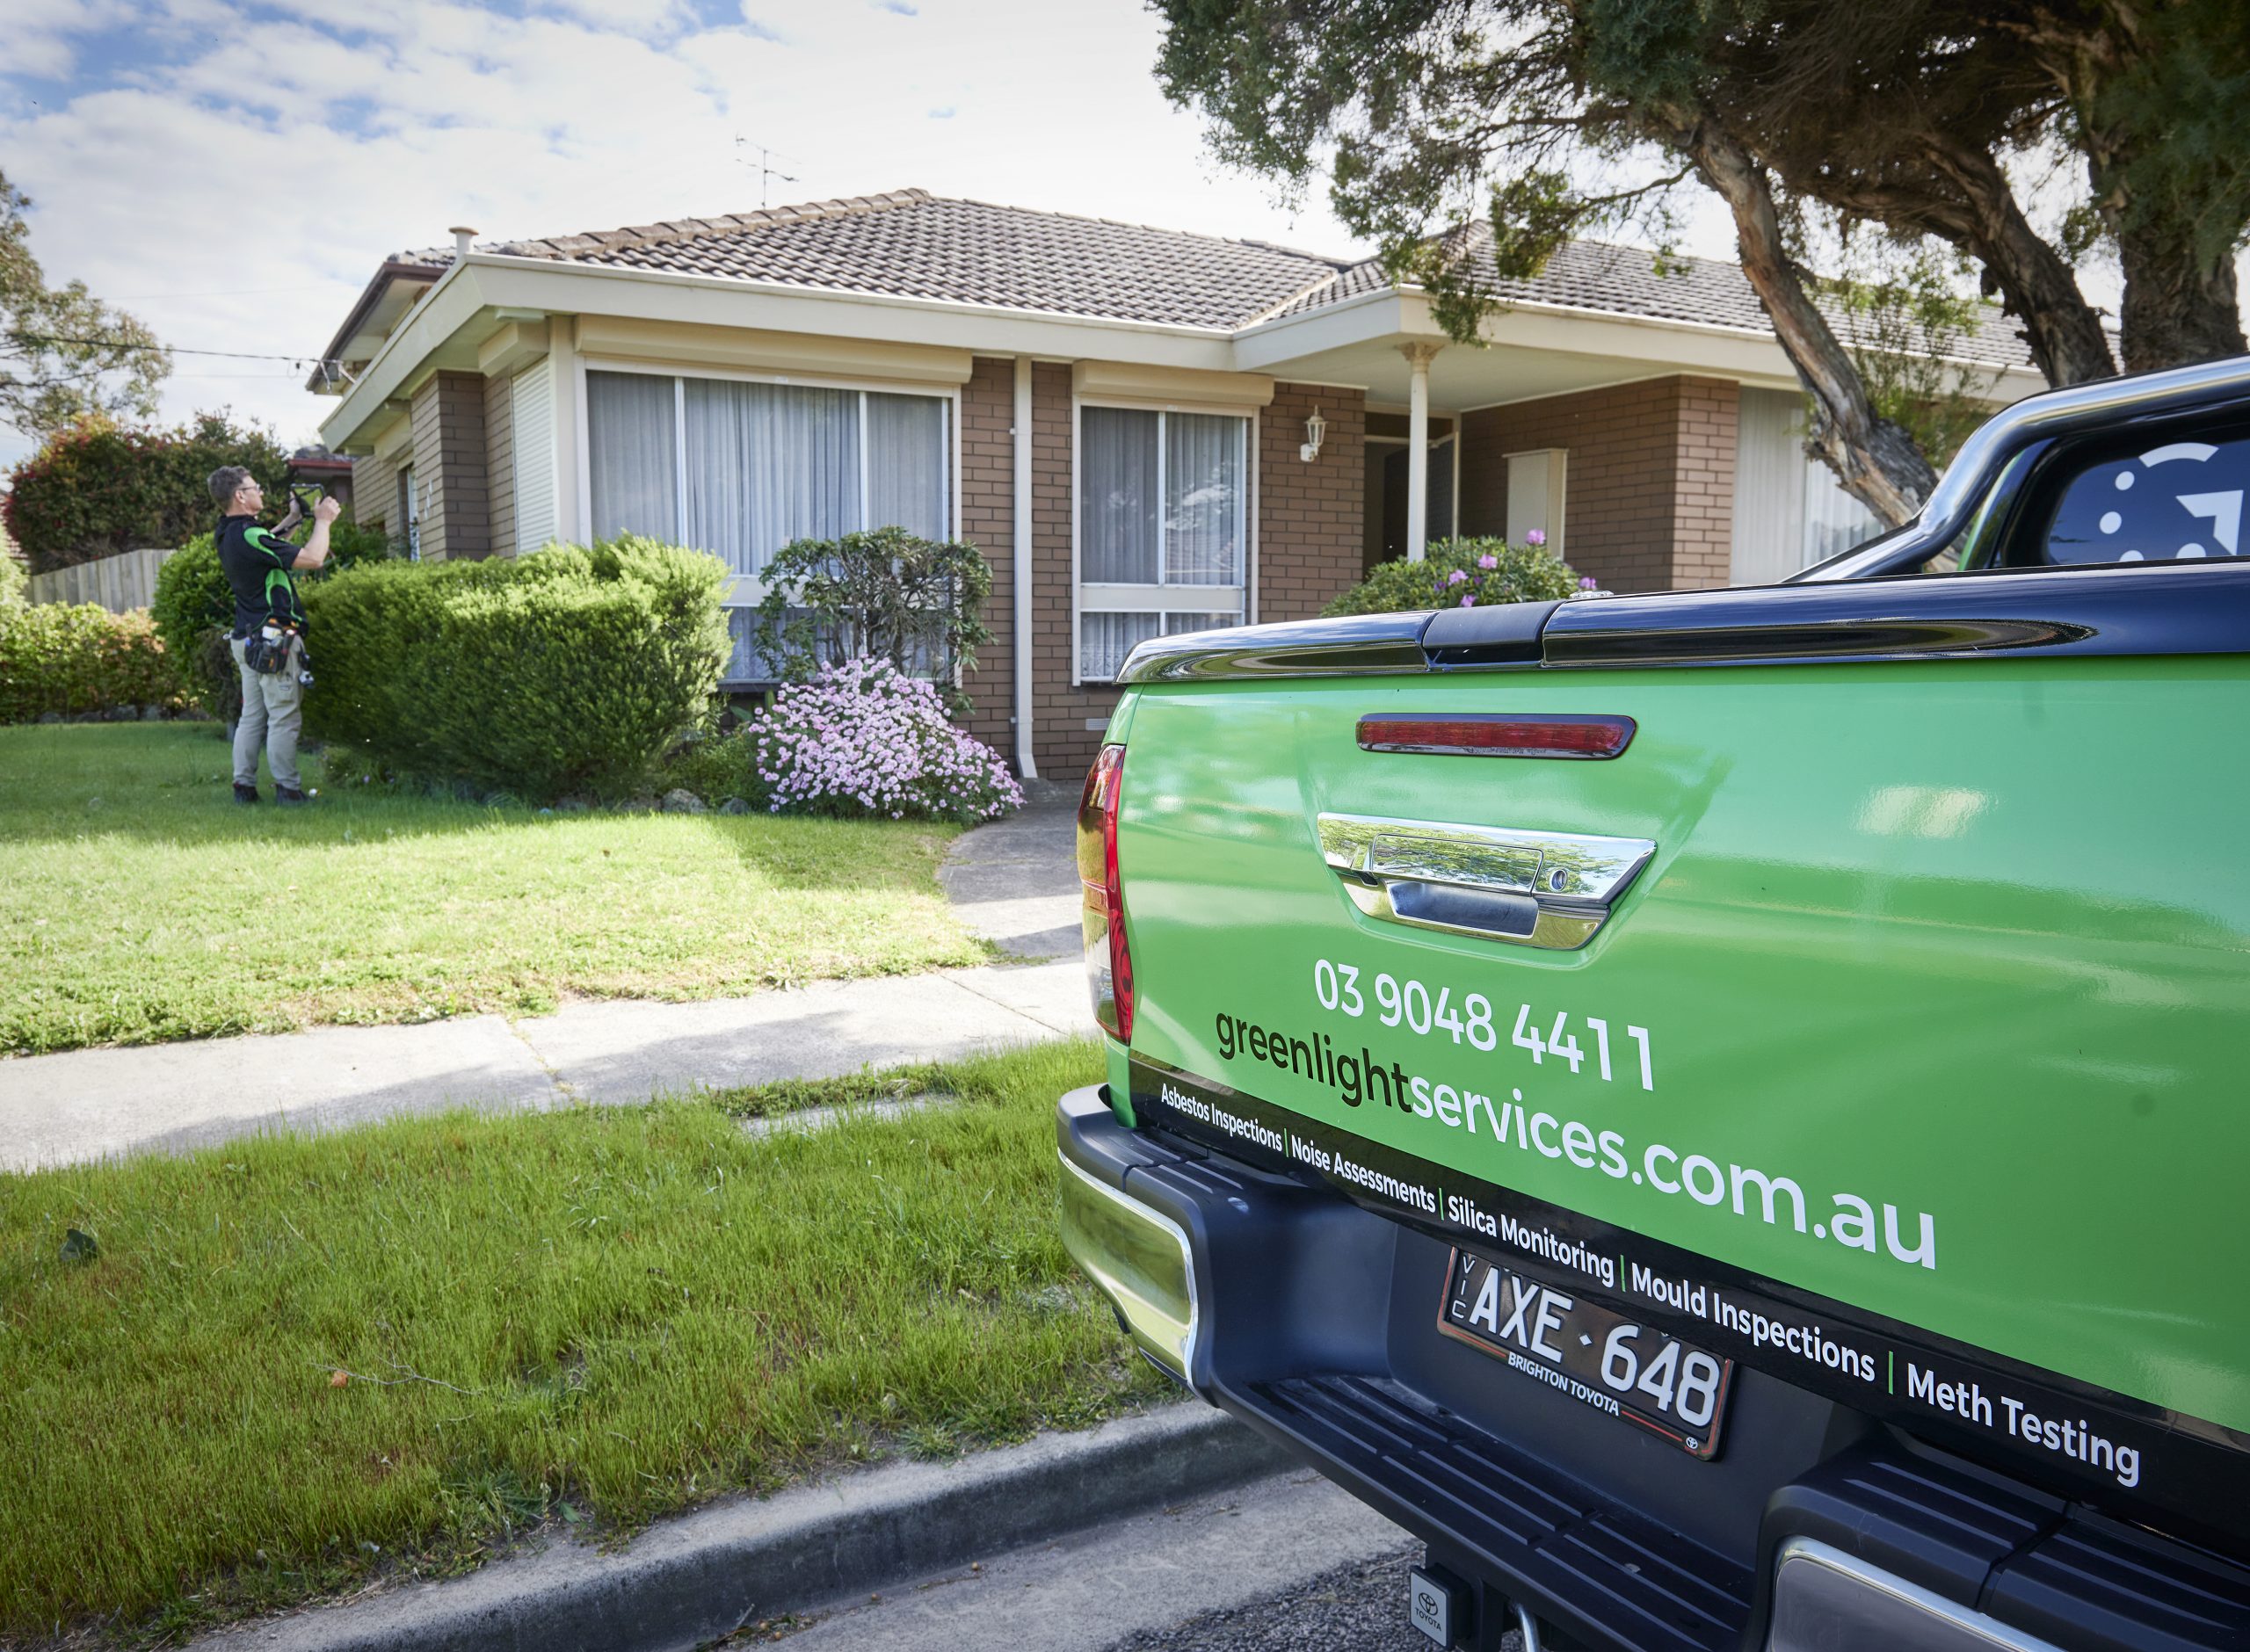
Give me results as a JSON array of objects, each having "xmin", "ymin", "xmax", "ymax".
[{"xmin": 1110, "ymin": 656, "xmax": 2250, "ymax": 1538}]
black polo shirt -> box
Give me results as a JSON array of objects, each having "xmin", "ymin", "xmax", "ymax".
[{"xmin": 215, "ymin": 515, "xmax": 307, "ymax": 638}]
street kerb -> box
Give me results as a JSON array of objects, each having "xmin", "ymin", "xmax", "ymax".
[{"xmin": 190, "ymin": 1400, "xmax": 1291, "ymax": 1651}]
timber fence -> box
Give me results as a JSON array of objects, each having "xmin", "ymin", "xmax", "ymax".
[{"xmin": 25, "ymin": 547, "xmax": 178, "ymax": 612}]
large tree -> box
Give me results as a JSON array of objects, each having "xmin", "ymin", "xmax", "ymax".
[
  {"xmin": 1155, "ymin": 0, "xmax": 2250, "ymax": 527},
  {"xmin": 1, "ymin": 168, "xmax": 170, "ymax": 440}
]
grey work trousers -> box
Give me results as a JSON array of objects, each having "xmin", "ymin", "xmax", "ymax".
[{"xmin": 230, "ymin": 634, "xmax": 305, "ymax": 792}]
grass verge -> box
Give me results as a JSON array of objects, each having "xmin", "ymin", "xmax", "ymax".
[
  {"xmin": 0, "ymin": 1038, "xmax": 1164, "ymax": 1644},
  {"xmin": 0, "ymin": 724, "xmax": 991, "ymax": 1054}
]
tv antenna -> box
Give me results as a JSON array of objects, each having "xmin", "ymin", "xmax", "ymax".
[{"xmin": 736, "ymin": 137, "xmax": 800, "ymax": 209}]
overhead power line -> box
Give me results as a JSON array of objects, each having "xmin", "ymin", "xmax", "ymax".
[{"xmin": 11, "ymin": 332, "xmax": 318, "ymax": 363}]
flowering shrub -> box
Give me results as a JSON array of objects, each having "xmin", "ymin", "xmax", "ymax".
[
  {"xmin": 1319, "ymin": 535, "xmax": 1578, "ymax": 617},
  {"xmin": 749, "ymin": 656, "xmax": 1021, "ymax": 824}
]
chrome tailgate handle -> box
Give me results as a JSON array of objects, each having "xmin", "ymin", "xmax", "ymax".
[{"xmin": 1317, "ymin": 814, "xmax": 1655, "ymax": 950}]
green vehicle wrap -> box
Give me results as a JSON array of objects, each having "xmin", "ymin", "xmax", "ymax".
[{"xmin": 1099, "ymin": 655, "xmax": 2249, "ymax": 1540}]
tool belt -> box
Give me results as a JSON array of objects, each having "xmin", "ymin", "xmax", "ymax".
[{"xmin": 244, "ymin": 627, "xmax": 297, "ymax": 675}]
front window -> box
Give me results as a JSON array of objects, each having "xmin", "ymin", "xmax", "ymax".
[
  {"xmin": 585, "ymin": 367, "xmax": 952, "ymax": 680},
  {"xmin": 1077, "ymin": 404, "xmax": 1248, "ymax": 681}
]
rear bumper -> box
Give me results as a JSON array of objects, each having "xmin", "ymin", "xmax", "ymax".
[{"xmin": 1057, "ymin": 1084, "xmax": 2250, "ymax": 1652}]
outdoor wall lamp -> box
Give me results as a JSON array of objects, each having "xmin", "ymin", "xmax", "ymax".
[{"xmin": 1300, "ymin": 406, "xmax": 1327, "ymax": 463}]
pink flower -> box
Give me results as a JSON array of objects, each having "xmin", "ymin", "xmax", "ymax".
[
  {"xmin": 1445, "ymin": 569, "xmax": 1469, "ymax": 585},
  {"xmin": 1525, "ymin": 529, "xmax": 1547, "ymax": 547},
  {"xmin": 1459, "ymin": 594, "xmax": 1475, "ymax": 607},
  {"xmin": 1477, "ymin": 554, "xmax": 1498, "ymax": 570}
]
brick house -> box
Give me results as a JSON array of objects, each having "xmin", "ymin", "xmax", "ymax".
[{"xmin": 311, "ymin": 188, "xmax": 2043, "ymax": 779}]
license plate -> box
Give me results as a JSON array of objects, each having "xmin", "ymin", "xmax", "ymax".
[{"xmin": 1437, "ymin": 1249, "xmax": 1735, "ymax": 1460}]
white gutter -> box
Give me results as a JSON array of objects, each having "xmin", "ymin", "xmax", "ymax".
[{"xmin": 1012, "ymin": 356, "xmax": 1037, "ymax": 780}]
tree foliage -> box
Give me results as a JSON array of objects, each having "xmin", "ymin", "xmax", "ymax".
[
  {"xmin": 1, "ymin": 169, "xmax": 170, "ymax": 441},
  {"xmin": 3, "ymin": 411, "xmax": 291, "ymax": 573},
  {"xmin": 752, "ymin": 525, "xmax": 993, "ymax": 709},
  {"xmin": 1154, "ymin": 0, "xmax": 2249, "ymax": 528}
]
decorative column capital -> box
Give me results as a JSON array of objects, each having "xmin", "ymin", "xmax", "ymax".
[{"xmin": 1398, "ymin": 342, "xmax": 1445, "ymax": 369}]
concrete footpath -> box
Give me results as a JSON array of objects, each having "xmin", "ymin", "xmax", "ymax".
[{"xmin": 0, "ymin": 788, "xmax": 1089, "ymax": 1172}]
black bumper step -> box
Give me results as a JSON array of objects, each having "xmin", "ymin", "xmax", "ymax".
[{"xmin": 1245, "ymin": 1373, "xmax": 1750, "ymax": 1652}]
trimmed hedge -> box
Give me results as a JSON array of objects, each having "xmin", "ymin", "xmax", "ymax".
[
  {"xmin": 0, "ymin": 604, "xmax": 185, "ymax": 723},
  {"xmin": 150, "ymin": 521, "xmax": 393, "ymax": 721},
  {"xmin": 1321, "ymin": 536, "xmax": 1579, "ymax": 617},
  {"xmin": 304, "ymin": 538, "xmax": 730, "ymax": 801}
]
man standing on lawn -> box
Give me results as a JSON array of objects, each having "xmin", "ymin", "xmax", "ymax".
[{"xmin": 208, "ymin": 466, "xmax": 338, "ymax": 805}]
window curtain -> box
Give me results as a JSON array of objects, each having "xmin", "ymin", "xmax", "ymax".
[
  {"xmin": 1164, "ymin": 412, "xmax": 1244, "ymax": 585},
  {"xmin": 867, "ymin": 392, "xmax": 948, "ymax": 540},
  {"xmin": 683, "ymin": 380, "xmax": 860, "ymax": 576},
  {"xmin": 1803, "ymin": 451, "xmax": 1880, "ymax": 567},
  {"xmin": 1081, "ymin": 406, "xmax": 1160, "ymax": 583},
  {"xmin": 587, "ymin": 371, "xmax": 678, "ymax": 543},
  {"xmin": 1079, "ymin": 611, "xmax": 1161, "ymax": 682}
]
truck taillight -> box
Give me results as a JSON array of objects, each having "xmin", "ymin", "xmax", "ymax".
[{"xmin": 1078, "ymin": 743, "xmax": 1133, "ymax": 1041}]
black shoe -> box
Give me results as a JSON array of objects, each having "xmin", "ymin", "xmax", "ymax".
[
  {"xmin": 276, "ymin": 786, "xmax": 315, "ymax": 806},
  {"xmin": 234, "ymin": 783, "xmax": 260, "ymax": 805}
]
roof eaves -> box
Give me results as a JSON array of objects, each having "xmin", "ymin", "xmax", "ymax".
[{"xmin": 308, "ymin": 257, "xmax": 447, "ymax": 392}]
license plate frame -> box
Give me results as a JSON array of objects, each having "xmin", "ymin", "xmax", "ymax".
[{"xmin": 1437, "ymin": 1248, "xmax": 1735, "ymax": 1460}]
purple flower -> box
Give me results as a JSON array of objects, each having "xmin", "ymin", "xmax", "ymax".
[
  {"xmin": 1445, "ymin": 569, "xmax": 1469, "ymax": 585},
  {"xmin": 1459, "ymin": 594, "xmax": 1475, "ymax": 607},
  {"xmin": 1578, "ymin": 576, "xmax": 1600, "ymax": 591},
  {"xmin": 1476, "ymin": 554, "xmax": 1498, "ymax": 570},
  {"xmin": 1525, "ymin": 529, "xmax": 1546, "ymax": 547}
]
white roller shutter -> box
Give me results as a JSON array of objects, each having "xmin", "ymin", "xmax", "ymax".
[{"xmin": 512, "ymin": 359, "xmax": 557, "ymax": 553}]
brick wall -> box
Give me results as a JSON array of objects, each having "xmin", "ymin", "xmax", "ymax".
[
  {"xmin": 955, "ymin": 356, "xmax": 1015, "ymax": 757},
  {"xmin": 1028, "ymin": 360, "xmax": 1110, "ymax": 780},
  {"xmin": 484, "ymin": 370, "xmax": 516, "ymax": 557},
  {"xmin": 1257, "ymin": 383, "xmax": 1367, "ymax": 621},
  {"xmin": 354, "ymin": 438, "xmax": 397, "ymax": 538},
  {"xmin": 1459, "ymin": 375, "xmax": 1740, "ymax": 592},
  {"xmin": 408, "ymin": 371, "xmax": 491, "ymax": 561},
  {"xmin": 1670, "ymin": 377, "xmax": 1738, "ymax": 590}
]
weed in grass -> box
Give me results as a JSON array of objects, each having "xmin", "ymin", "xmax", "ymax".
[
  {"xmin": 710, "ymin": 1063, "xmax": 953, "ymax": 1120},
  {"xmin": 0, "ymin": 1039, "xmax": 1168, "ymax": 1643},
  {"xmin": 0, "ymin": 725, "xmax": 993, "ymax": 1054}
]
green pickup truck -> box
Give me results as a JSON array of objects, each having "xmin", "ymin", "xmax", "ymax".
[{"xmin": 1057, "ymin": 357, "xmax": 2250, "ymax": 1652}]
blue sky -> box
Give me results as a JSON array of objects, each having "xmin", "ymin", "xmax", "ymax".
[
  {"xmin": 0, "ymin": 0, "xmax": 1421, "ymax": 470},
  {"xmin": 10, "ymin": 0, "xmax": 2183, "ymax": 479}
]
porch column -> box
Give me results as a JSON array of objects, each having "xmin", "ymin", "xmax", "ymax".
[{"xmin": 1401, "ymin": 343, "xmax": 1443, "ymax": 561}]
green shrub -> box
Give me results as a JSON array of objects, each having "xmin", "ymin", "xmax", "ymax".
[
  {"xmin": 3, "ymin": 412, "xmax": 291, "ymax": 574},
  {"xmin": 0, "ymin": 522, "xmax": 24, "ymax": 608},
  {"xmin": 151, "ymin": 520, "xmax": 393, "ymax": 719},
  {"xmin": 0, "ymin": 604, "xmax": 185, "ymax": 723},
  {"xmin": 1320, "ymin": 536, "xmax": 1579, "ymax": 617},
  {"xmin": 661, "ymin": 724, "xmax": 772, "ymax": 811},
  {"xmin": 304, "ymin": 537, "xmax": 729, "ymax": 801},
  {"xmin": 754, "ymin": 526, "xmax": 992, "ymax": 708}
]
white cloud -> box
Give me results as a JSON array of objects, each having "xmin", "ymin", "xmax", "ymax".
[{"xmin": 0, "ymin": 0, "xmax": 1741, "ymax": 467}]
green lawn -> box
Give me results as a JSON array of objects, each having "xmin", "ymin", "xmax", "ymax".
[
  {"xmin": 0, "ymin": 1039, "xmax": 1163, "ymax": 1642},
  {"xmin": 0, "ymin": 724, "xmax": 992, "ymax": 1055}
]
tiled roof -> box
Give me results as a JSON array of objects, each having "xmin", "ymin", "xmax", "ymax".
[
  {"xmin": 406, "ymin": 188, "xmax": 1351, "ymax": 332},
  {"xmin": 396, "ymin": 188, "xmax": 2038, "ymax": 367},
  {"xmin": 1276, "ymin": 228, "xmax": 2039, "ymax": 369}
]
